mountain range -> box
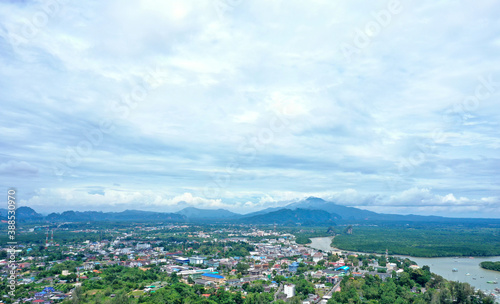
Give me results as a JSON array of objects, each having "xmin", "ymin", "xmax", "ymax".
[
  {"xmin": 2, "ymin": 197, "xmax": 499, "ymax": 224},
  {"xmin": 0, "ymin": 207, "xmax": 184, "ymax": 223},
  {"xmin": 175, "ymin": 207, "xmax": 240, "ymax": 219}
]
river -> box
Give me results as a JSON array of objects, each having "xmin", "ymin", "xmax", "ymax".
[{"xmin": 308, "ymin": 237, "xmax": 500, "ymax": 296}]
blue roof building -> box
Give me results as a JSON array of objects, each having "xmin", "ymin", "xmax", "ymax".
[
  {"xmin": 202, "ymin": 273, "xmax": 225, "ymax": 282},
  {"xmin": 335, "ymin": 266, "xmax": 350, "ymax": 272},
  {"xmin": 289, "ymin": 262, "xmax": 300, "ymax": 272}
]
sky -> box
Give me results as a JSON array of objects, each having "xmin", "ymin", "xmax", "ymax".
[{"xmin": 1, "ymin": 0, "xmax": 499, "ymax": 217}]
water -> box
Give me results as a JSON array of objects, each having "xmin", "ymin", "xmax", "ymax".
[
  {"xmin": 308, "ymin": 236, "xmax": 336, "ymax": 252},
  {"xmin": 408, "ymin": 256, "xmax": 500, "ymax": 293},
  {"xmin": 308, "ymin": 237, "xmax": 500, "ymax": 297}
]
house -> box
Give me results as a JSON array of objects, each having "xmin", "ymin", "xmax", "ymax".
[
  {"xmin": 83, "ymin": 262, "xmax": 94, "ymax": 270},
  {"xmin": 326, "ymin": 276, "xmax": 339, "ymax": 284},
  {"xmin": 289, "ymin": 262, "xmax": 299, "ymax": 272},
  {"xmin": 312, "ymin": 252, "xmax": 324, "ymax": 263},
  {"xmin": 367, "ymin": 272, "xmax": 392, "ymax": 281},
  {"xmin": 227, "ymin": 279, "xmax": 243, "ymax": 286},
  {"xmin": 194, "ymin": 279, "xmax": 213, "ymax": 286},
  {"xmin": 204, "ymin": 259, "xmax": 219, "ymax": 267}
]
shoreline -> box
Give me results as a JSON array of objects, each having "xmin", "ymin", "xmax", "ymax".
[{"xmin": 309, "ymin": 236, "xmax": 500, "ymax": 259}]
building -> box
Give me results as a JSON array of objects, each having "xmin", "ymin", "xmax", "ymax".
[
  {"xmin": 201, "ymin": 273, "xmax": 225, "ymax": 283},
  {"xmin": 284, "ymin": 284, "xmax": 295, "ymax": 298},
  {"xmin": 204, "ymin": 259, "xmax": 219, "ymax": 268},
  {"xmin": 175, "ymin": 257, "xmax": 190, "ymax": 264},
  {"xmin": 289, "ymin": 262, "xmax": 299, "ymax": 272},
  {"xmin": 334, "ymin": 266, "xmax": 350, "ymax": 273},
  {"xmin": 189, "ymin": 256, "xmax": 205, "ymax": 265},
  {"xmin": 136, "ymin": 243, "xmax": 151, "ymax": 250},
  {"xmin": 312, "ymin": 252, "xmax": 324, "ymax": 263},
  {"xmin": 83, "ymin": 262, "xmax": 95, "ymax": 270}
]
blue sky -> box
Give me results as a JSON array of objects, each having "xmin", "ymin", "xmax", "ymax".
[{"xmin": 1, "ymin": 0, "xmax": 499, "ymax": 217}]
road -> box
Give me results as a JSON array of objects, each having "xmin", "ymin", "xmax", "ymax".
[
  {"xmin": 315, "ymin": 281, "xmax": 341, "ymax": 303},
  {"xmin": 274, "ymin": 283, "xmax": 283, "ymax": 301}
]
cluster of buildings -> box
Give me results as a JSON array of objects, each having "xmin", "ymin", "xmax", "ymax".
[{"xmin": 0, "ymin": 226, "xmax": 401, "ymax": 304}]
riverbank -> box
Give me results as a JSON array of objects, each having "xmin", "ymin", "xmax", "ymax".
[
  {"xmin": 330, "ymin": 226, "xmax": 500, "ymax": 257},
  {"xmin": 308, "ymin": 236, "xmax": 500, "ymax": 297}
]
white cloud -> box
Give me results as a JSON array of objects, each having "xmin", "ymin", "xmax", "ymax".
[{"xmin": 1, "ymin": 0, "xmax": 499, "ymax": 217}]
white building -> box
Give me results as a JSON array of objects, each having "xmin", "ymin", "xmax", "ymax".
[
  {"xmin": 136, "ymin": 243, "xmax": 151, "ymax": 250},
  {"xmin": 284, "ymin": 284, "xmax": 295, "ymax": 298},
  {"xmin": 312, "ymin": 252, "xmax": 324, "ymax": 263},
  {"xmin": 189, "ymin": 256, "xmax": 205, "ymax": 265}
]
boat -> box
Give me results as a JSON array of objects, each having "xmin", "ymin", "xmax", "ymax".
[
  {"xmin": 487, "ymin": 281, "xmax": 498, "ymax": 284},
  {"xmin": 466, "ymin": 273, "xmax": 470, "ymax": 276},
  {"xmin": 452, "ymin": 268, "xmax": 458, "ymax": 272}
]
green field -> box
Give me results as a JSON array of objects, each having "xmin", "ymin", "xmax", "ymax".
[{"xmin": 332, "ymin": 226, "xmax": 500, "ymax": 257}]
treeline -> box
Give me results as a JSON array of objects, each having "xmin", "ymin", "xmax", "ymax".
[
  {"xmin": 0, "ymin": 230, "xmax": 112, "ymax": 245},
  {"xmin": 295, "ymin": 236, "xmax": 311, "ymax": 244},
  {"xmin": 479, "ymin": 261, "xmax": 500, "ymax": 272},
  {"xmin": 332, "ymin": 226, "xmax": 500, "ymax": 257},
  {"xmin": 291, "ymin": 226, "xmax": 336, "ymax": 245}
]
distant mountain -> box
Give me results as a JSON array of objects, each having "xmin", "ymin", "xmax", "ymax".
[
  {"xmin": 5, "ymin": 199, "xmax": 498, "ymax": 225},
  {"xmin": 176, "ymin": 207, "xmax": 241, "ymax": 219},
  {"xmin": 239, "ymin": 208, "xmax": 340, "ymax": 226},
  {"xmin": 286, "ymin": 197, "xmax": 381, "ymax": 220},
  {"xmin": 241, "ymin": 207, "xmax": 285, "ymax": 218},
  {"xmin": 285, "ymin": 197, "xmax": 456, "ymax": 222},
  {"xmin": 0, "ymin": 206, "xmax": 44, "ymax": 222},
  {"xmin": 17, "ymin": 206, "xmax": 44, "ymax": 222},
  {"xmin": 45, "ymin": 209, "xmax": 185, "ymax": 222}
]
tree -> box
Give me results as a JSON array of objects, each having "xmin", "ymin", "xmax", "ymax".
[
  {"xmin": 296, "ymin": 279, "xmax": 314, "ymax": 296},
  {"xmin": 288, "ymin": 297, "xmax": 302, "ymax": 304},
  {"xmin": 170, "ymin": 272, "xmax": 179, "ymax": 284},
  {"xmin": 71, "ymin": 287, "xmax": 83, "ymax": 304},
  {"xmin": 236, "ymin": 262, "xmax": 249, "ymax": 275},
  {"xmin": 111, "ymin": 292, "xmax": 131, "ymax": 304}
]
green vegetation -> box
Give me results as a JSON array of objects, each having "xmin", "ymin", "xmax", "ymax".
[
  {"xmin": 240, "ymin": 208, "xmax": 339, "ymax": 226},
  {"xmin": 289, "ymin": 226, "xmax": 335, "ymax": 245},
  {"xmin": 295, "ymin": 236, "xmax": 311, "ymax": 244},
  {"xmin": 327, "ymin": 270, "xmax": 495, "ymax": 304},
  {"xmin": 332, "ymin": 226, "xmax": 500, "ymax": 257},
  {"xmin": 479, "ymin": 261, "xmax": 500, "ymax": 272}
]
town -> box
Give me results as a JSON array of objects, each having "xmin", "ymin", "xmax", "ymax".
[{"xmin": 1, "ymin": 223, "xmax": 495, "ymax": 303}]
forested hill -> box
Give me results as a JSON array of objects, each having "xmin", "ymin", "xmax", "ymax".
[{"xmin": 239, "ymin": 208, "xmax": 340, "ymax": 226}]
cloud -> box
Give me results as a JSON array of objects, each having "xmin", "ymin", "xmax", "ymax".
[
  {"xmin": 19, "ymin": 187, "xmax": 500, "ymax": 218},
  {"xmin": 1, "ymin": 0, "xmax": 499, "ymax": 217},
  {"xmin": 0, "ymin": 161, "xmax": 39, "ymax": 177}
]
